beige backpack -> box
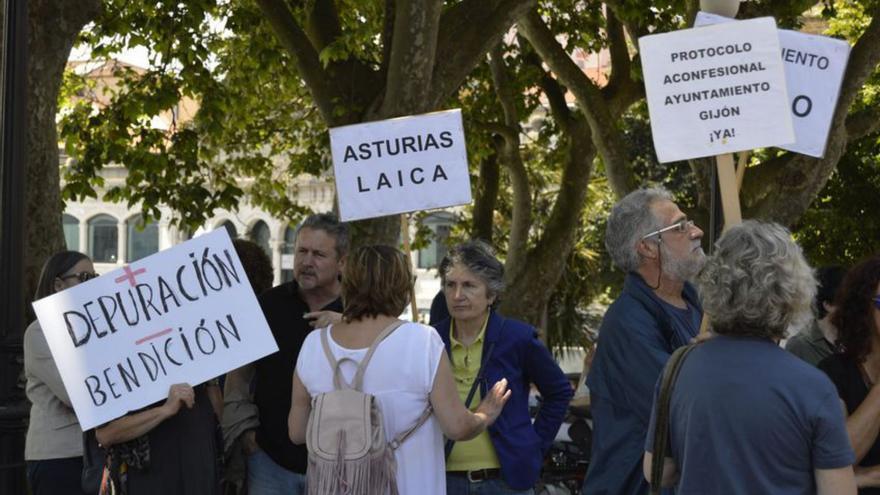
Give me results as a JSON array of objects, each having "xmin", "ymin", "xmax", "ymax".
[{"xmin": 306, "ymin": 320, "xmax": 433, "ymax": 495}]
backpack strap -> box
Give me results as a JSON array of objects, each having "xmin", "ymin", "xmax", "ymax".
[
  {"xmin": 320, "ymin": 320, "xmax": 405, "ymax": 391},
  {"xmin": 650, "ymin": 343, "xmax": 697, "ymax": 495},
  {"xmin": 389, "ymin": 404, "xmax": 434, "ymax": 451}
]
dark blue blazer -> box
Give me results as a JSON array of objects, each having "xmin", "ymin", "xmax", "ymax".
[{"xmin": 434, "ymin": 311, "xmax": 573, "ymax": 490}]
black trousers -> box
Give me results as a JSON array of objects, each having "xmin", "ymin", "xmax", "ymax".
[{"xmin": 26, "ymin": 457, "xmax": 90, "ymax": 495}]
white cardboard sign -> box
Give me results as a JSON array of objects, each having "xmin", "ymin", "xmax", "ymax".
[
  {"xmin": 329, "ymin": 109, "xmax": 471, "ymax": 222},
  {"xmin": 638, "ymin": 17, "xmax": 794, "ymax": 163},
  {"xmin": 32, "ymin": 229, "xmax": 278, "ymax": 430},
  {"xmin": 695, "ymin": 11, "xmax": 851, "ymax": 158}
]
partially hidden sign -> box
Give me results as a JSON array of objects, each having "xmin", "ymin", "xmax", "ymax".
[
  {"xmin": 32, "ymin": 229, "xmax": 278, "ymax": 430},
  {"xmin": 330, "ymin": 109, "xmax": 471, "ymax": 222},
  {"xmin": 638, "ymin": 17, "xmax": 794, "ymax": 163},
  {"xmin": 695, "ymin": 11, "xmax": 851, "ymax": 158}
]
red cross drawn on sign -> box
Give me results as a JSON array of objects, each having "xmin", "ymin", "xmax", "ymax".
[{"xmin": 115, "ymin": 265, "xmax": 147, "ymax": 287}]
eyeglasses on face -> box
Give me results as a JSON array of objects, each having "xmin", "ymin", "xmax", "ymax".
[
  {"xmin": 641, "ymin": 219, "xmax": 695, "ymax": 240},
  {"xmin": 59, "ymin": 271, "xmax": 99, "ymax": 283},
  {"xmin": 873, "ymin": 295, "xmax": 880, "ymax": 310}
]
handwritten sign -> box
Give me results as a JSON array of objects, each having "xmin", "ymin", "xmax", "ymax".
[
  {"xmin": 329, "ymin": 109, "xmax": 471, "ymax": 222},
  {"xmin": 695, "ymin": 11, "xmax": 851, "ymax": 158},
  {"xmin": 638, "ymin": 17, "xmax": 794, "ymax": 163},
  {"xmin": 32, "ymin": 229, "xmax": 278, "ymax": 430}
]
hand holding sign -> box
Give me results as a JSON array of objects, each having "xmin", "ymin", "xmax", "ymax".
[{"xmin": 162, "ymin": 383, "xmax": 195, "ymax": 416}]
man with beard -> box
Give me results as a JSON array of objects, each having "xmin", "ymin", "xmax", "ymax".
[
  {"xmin": 223, "ymin": 213, "xmax": 348, "ymax": 495},
  {"xmin": 582, "ymin": 188, "xmax": 705, "ymax": 495}
]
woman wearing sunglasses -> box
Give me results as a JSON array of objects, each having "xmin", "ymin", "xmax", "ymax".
[
  {"xmin": 24, "ymin": 251, "xmax": 98, "ymax": 495},
  {"xmin": 820, "ymin": 256, "xmax": 880, "ymax": 493}
]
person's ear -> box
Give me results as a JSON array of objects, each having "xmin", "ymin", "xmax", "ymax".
[
  {"xmin": 53, "ymin": 277, "xmax": 65, "ymax": 293},
  {"xmin": 636, "ymin": 238, "xmax": 659, "ymax": 260}
]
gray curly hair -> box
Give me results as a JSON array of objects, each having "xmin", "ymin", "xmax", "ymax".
[
  {"xmin": 605, "ymin": 187, "xmax": 672, "ymax": 272},
  {"xmin": 439, "ymin": 240, "xmax": 505, "ymax": 306},
  {"xmin": 698, "ymin": 220, "xmax": 816, "ymax": 340}
]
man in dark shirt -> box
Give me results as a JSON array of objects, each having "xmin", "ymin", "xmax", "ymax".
[
  {"xmin": 223, "ymin": 213, "xmax": 348, "ymax": 495},
  {"xmin": 583, "ymin": 188, "xmax": 705, "ymax": 495}
]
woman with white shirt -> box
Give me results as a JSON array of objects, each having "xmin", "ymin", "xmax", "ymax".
[{"xmin": 290, "ymin": 245, "xmax": 510, "ymax": 494}]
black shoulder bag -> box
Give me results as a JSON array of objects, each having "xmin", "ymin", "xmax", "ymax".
[{"xmin": 649, "ymin": 343, "xmax": 697, "ymax": 495}]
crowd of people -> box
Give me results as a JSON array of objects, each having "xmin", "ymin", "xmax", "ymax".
[{"xmin": 22, "ymin": 188, "xmax": 880, "ymax": 494}]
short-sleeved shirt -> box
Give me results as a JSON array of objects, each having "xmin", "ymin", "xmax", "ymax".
[
  {"xmin": 820, "ymin": 354, "xmax": 880, "ymax": 494},
  {"xmin": 786, "ymin": 319, "xmax": 835, "ymax": 367},
  {"xmin": 647, "ymin": 336, "xmax": 854, "ymax": 495},
  {"xmin": 297, "ymin": 321, "xmax": 446, "ymax": 495}
]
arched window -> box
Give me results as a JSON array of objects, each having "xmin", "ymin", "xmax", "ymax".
[
  {"xmin": 63, "ymin": 214, "xmax": 79, "ymax": 251},
  {"xmin": 88, "ymin": 214, "xmax": 118, "ymax": 263},
  {"xmin": 281, "ymin": 225, "xmax": 296, "ymax": 283},
  {"xmin": 218, "ymin": 220, "xmax": 237, "ymax": 239},
  {"xmin": 250, "ymin": 220, "xmax": 271, "ymax": 258},
  {"xmin": 417, "ymin": 213, "xmax": 454, "ymax": 269},
  {"xmin": 126, "ymin": 215, "xmax": 159, "ymax": 262}
]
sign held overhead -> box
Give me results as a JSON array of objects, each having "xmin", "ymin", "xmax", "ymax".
[
  {"xmin": 330, "ymin": 109, "xmax": 471, "ymax": 222},
  {"xmin": 695, "ymin": 11, "xmax": 851, "ymax": 158},
  {"xmin": 638, "ymin": 17, "xmax": 794, "ymax": 163}
]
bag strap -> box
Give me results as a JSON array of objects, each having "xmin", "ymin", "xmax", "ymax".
[
  {"xmin": 320, "ymin": 320, "xmax": 405, "ymax": 391},
  {"xmin": 390, "ymin": 404, "xmax": 434, "ymax": 451},
  {"xmin": 650, "ymin": 344, "xmax": 696, "ymax": 495},
  {"xmin": 443, "ymin": 318, "xmax": 503, "ymax": 459}
]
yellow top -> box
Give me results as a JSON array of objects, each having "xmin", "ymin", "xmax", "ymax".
[{"xmin": 446, "ymin": 315, "xmax": 501, "ymax": 471}]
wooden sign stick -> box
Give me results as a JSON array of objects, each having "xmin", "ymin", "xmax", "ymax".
[{"xmin": 400, "ymin": 213, "xmax": 420, "ymax": 321}]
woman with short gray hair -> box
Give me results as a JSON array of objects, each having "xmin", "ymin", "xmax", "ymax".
[
  {"xmin": 645, "ymin": 221, "xmax": 856, "ymax": 495},
  {"xmin": 433, "ymin": 240, "xmax": 572, "ymax": 494}
]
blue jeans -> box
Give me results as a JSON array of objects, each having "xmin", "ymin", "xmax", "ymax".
[
  {"xmin": 446, "ymin": 474, "xmax": 535, "ymax": 495},
  {"xmin": 247, "ymin": 449, "xmax": 306, "ymax": 495}
]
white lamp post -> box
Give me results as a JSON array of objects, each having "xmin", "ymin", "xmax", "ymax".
[{"xmin": 699, "ymin": 0, "xmax": 741, "ymax": 17}]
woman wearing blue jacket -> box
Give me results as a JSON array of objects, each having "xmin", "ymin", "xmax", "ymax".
[{"xmin": 433, "ymin": 240, "xmax": 573, "ymax": 494}]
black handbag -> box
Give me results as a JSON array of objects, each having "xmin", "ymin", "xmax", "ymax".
[{"xmin": 81, "ymin": 429, "xmax": 106, "ymax": 493}]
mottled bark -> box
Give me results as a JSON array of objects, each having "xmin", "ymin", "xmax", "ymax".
[
  {"xmin": 25, "ymin": 0, "xmax": 101, "ymax": 316},
  {"xmin": 471, "ymin": 149, "xmax": 500, "ymax": 244}
]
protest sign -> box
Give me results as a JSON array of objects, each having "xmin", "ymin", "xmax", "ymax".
[
  {"xmin": 638, "ymin": 17, "xmax": 794, "ymax": 163},
  {"xmin": 32, "ymin": 229, "xmax": 278, "ymax": 430},
  {"xmin": 329, "ymin": 109, "xmax": 471, "ymax": 222},
  {"xmin": 695, "ymin": 11, "xmax": 850, "ymax": 158}
]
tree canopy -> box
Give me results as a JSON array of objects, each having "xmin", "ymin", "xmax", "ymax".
[{"xmin": 24, "ymin": 0, "xmax": 880, "ymax": 345}]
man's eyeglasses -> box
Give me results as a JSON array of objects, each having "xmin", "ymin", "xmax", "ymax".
[
  {"xmin": 641, "ymin": 219, "xmax": 695, "ymax": 240},
  {"xmin": 59, "ymin": 271, "xmax": 99, "ymax": 283}
]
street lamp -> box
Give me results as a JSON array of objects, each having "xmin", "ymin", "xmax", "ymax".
[{"xmin": 700, "ymin": 0, "xmax": 741, "ymax": 18}]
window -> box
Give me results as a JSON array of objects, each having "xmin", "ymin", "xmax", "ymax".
[
  {"xmin": 126, "ymin": 215, "xmax": 159, "ymax": 262},
  {"xmin": 218, "ymin": 220, "xmax": 237, "ymax": 239},
  {"xmin": 88, "ymin": 214, "xmax": 118, "ymax": 263},
  {"xmin": 280, "ymin": 226, "xmax": 296, "ymax": 283},
  {"xmin": 249, "ymin": 220, "xmax": 272, "ymax": 259},
  {"xmin": 63, "ymin": 214, "xmax": 79, "ymax": 251},
  {"xmin": 417, "ymin": 214, "xmax": 454, "ymax": 269}
]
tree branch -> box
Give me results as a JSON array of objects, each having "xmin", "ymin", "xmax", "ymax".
[
  {"xmin": 846, "ymin": 108, "xmax": 880, "ymax": 142},
  {"xmin": 430, "ymin": 0, "xmax": 537, "ymax": 108},
  {"xmin": 472, "ymin": 147, "xmax": 500, "ymax": 243},
  {"xmin": 518, "ymin": 10, "xmax": 636, "ymax": 198},
  {"xmin": 255, "ymin": 0, "xmax": 342, "ymax": 124},
  {"xmin": 380, "ymin": 0, "xmax": 443, "ymax": 116},
  {"xmin": 488, "ymin": 45, "xmax": 531, "ymax": 277}
]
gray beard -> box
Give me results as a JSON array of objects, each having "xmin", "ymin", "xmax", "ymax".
[{"xmin": 661, "ymin": 244, "xmax": 706, "ymax": 282}]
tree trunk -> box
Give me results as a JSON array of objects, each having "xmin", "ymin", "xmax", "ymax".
[{"xmin": 25, "ymin": 0, "xmax": 101, "ymax": 319}]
